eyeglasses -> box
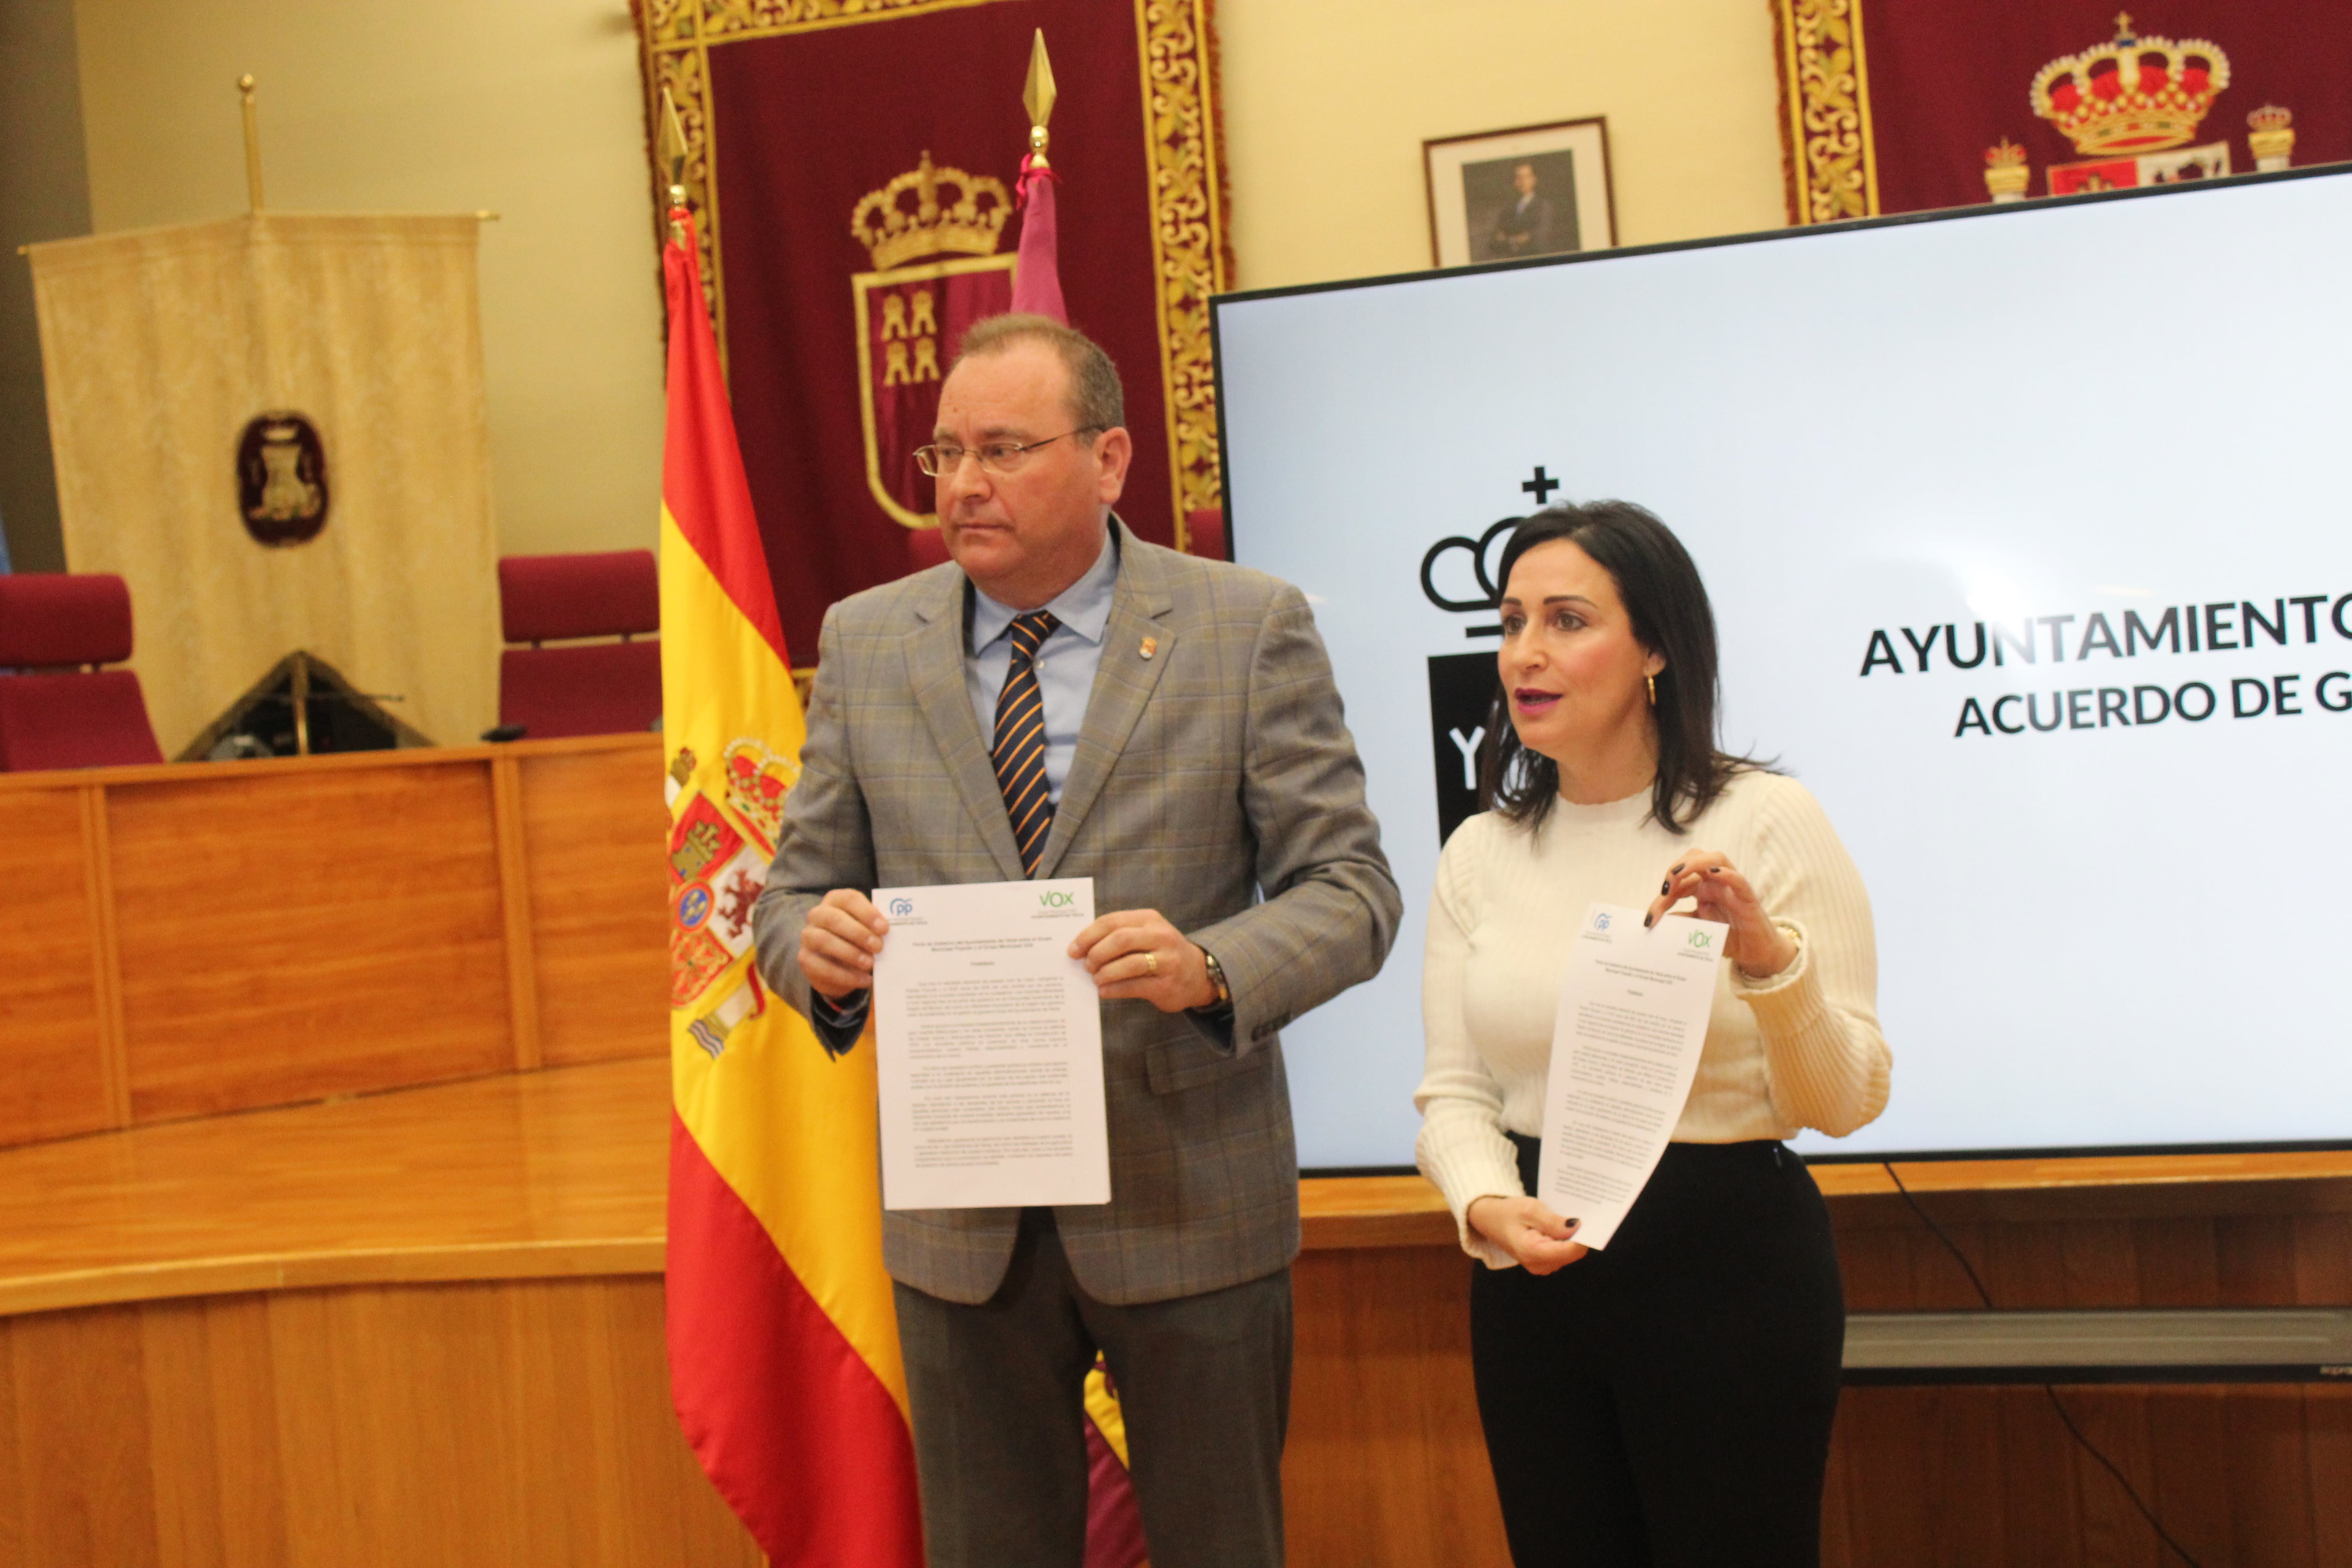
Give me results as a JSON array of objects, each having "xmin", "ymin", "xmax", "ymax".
[{"xmin": 914, "ymin": 428, "xmax": 1100, "ymax": 478}]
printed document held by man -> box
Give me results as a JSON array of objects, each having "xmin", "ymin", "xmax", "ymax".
[
  {"xmin": 871, "ymin": 877, "xmax": 1111, "ymax": 1210},
  {"xmin": 1536, "ymin": 901, "xmax": 1726, "ymax": 1248}
]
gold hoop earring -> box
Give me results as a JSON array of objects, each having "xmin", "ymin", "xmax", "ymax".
[{"xmin": 1646, "ymin": 673, "xmax": 1657, "ymax": 707}]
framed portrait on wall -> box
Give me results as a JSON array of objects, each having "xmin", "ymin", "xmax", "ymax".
[{"xmin": 1424, "ymin": 117, "xmax": 1616, "ymax": 267}]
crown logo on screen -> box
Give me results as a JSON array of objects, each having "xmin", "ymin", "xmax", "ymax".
[
  {"xmin": 850, "ymin": 152, "xmax": 1012, "ymax": 271},
  {"xmin": 2030, "ymin": 16, "xmax": 2230, "ymax": 156}
]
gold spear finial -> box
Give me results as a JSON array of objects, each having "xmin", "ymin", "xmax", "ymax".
[
  {"xmin": 1023, "ymin": 30, "xmax": 1057, "ymax": 167},
  {"xmin": 657, "ymin": 88, "xmax": 691, "ymax": 242},
  {"xmin": 238, "ymin": 74, "xmax": 264, "ymax": 212},
  {"xmin": 658, "ymin": 88, "xmax": 690, "ymax": 207}
]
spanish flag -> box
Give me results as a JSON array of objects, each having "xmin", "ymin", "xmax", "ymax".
[{"xmin": 659, "ymin": 205, "xmax": 922, "ymax": 1566}]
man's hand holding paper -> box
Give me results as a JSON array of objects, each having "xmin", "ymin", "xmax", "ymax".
[{"xmin": 869, "ymin": 878, "xmax": 1111, "ymax": 1210}]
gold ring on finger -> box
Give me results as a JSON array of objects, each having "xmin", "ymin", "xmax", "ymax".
[{"xmin": 1144, "ymin": 950, "xmax": 1160, "ymax": 977}]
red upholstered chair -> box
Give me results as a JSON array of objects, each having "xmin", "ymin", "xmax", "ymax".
[
  {"xmin": 1184, "ymin": 508, "xmax": 1228, "ymax": 562},
  {"xmin": 0, "ymin": 573, "xmax": 167, "ymax": 772},
  {"xmin": 904, "ymin": 527, "xmax": 952, "ymax": 574},
  {"xmin": 496, "ymin": 551, "xmax": 662, "ymax": 740}
]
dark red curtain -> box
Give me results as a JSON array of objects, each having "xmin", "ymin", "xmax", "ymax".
[{"xmin": 1778, "ymin": 1, "xmax": 2352, "ymax": 220}]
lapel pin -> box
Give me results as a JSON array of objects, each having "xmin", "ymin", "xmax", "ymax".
[{"xmin": 1139, "ymin": 636, "xmax": 1158, "ymax": 661}]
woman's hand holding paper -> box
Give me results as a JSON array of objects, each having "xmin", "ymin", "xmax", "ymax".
[
  {"xmin": 1643, "ymin": 848, "xmax": 1796, "ymax": 979},
  {"xmin": 1466, "ymin": 1194, "xmax": 1588, "ymax": 1275}
]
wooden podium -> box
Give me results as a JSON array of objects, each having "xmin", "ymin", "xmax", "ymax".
[
  {"xmin": 4, "ymin": 740, "xmax": 2351, "ymax": 1566},
  {"xmin": 0, "ymin": 734, "xmax": 666, "ymax": 1147}
]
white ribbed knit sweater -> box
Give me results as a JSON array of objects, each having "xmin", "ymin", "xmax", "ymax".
[{"xmin": 1414, "ymin": 768, "xmax": 1891, "ymax": 1266}]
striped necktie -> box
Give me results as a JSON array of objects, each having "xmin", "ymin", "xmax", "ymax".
[{"xmin": 992, "ymin": 610, "xmax": 1061, "ymax": 876}]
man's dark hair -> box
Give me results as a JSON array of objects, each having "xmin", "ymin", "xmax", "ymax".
[
  {"xmin": 952, "ymin": 314, "xmax": 1125, "ymax": 436},
  {"xmin": 1477, "ymin": 500, "xmax": 1768, "ymax": 835}
]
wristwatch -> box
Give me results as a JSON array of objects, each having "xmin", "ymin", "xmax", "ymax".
[{"xmin": 1198, "ymin": 947, "xmax": 1233, "ymax": 1011}]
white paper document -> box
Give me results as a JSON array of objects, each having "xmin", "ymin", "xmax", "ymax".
[
  {"xmin": 871, "ymin": 877, "xmax": 1110, "ymax": 1210},
  {"xmin": 1534, "ymin": 902, "xmax": 1727, "ymax": 1249}
]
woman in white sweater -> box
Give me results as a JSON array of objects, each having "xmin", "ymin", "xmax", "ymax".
[{"xmin": 1414, "ymin": 502, "xmax": 1890, "ymax": 1568}]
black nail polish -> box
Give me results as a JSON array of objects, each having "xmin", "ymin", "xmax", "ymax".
[
  {"xmin": 1670, "ymin": 862, "xmax": 1685, "ymax": 875},
  {"xmin": 1660, "ymin": 880, "xmax": 1670, "ymax": 894},
  {"xmin": 1643, "ymin": 913, "xmax": 1654, "ymax": 928}
]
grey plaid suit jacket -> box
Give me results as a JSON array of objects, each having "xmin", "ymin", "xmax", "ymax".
[{"xmin": 751, "ymin": 519, "xmax": 1400, "ymax": 1306}]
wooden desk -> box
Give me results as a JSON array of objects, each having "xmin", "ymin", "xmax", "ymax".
[
  {"xmin": 0, "ymin": 735, "xmax": 667, "ymax": 1148},
  {"xmin": 8, "ymin": 1062, "xmax": 2352, "ymax": 1568}
]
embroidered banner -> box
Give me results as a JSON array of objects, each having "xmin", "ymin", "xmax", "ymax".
[
  {"xmin": 1771, "ymin": 2, "xmax": 2352, "ymax": 223},
  {"xmin": 638, "ymin": 0, "xmax": 1229, "ymax": 665}
]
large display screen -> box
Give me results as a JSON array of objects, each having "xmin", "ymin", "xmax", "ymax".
[{"xmin": 1212, "ymin": 169, "xmax": 2352, "ymax": 1168}]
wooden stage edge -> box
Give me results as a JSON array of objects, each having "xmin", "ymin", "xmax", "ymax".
[
  {"xmin": 7, "ymin": 1053, "xmax": 2352, "ymax": 1319},
  {"xmin": 15, "ymin": 1059, "xmax": 2352, "ymax": 1568}
]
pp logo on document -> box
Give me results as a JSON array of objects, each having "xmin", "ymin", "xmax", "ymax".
[
  {"xmin": 1591, "ymin": 910, "xmax": 1614, "ymax": 932},
  {"xmin": 888, "ymin": 897, "xmax": 914, "ymax": 917}
]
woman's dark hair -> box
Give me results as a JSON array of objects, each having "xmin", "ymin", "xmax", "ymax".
[{"xmin": 1476, "ymin": 500, "xmax": 1763, "ymax": 835}]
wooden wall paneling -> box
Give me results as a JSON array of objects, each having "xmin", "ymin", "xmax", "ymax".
[
  {"xmin": 138, "ymin": 1293, "xmax": 289, "ymax": 1568},
  {"xmin": 2217, "ymin": 1214, "xmax": 2303, "ymax": 1307},
  {"xmin": 1935, "ymin": 1383, "xmax": 2016, "ymax": 1563},
  {"xmin": 2290, "ymin": 1213, "xmax": 2352, "ymax": 1304},
  {"xmin": 498, "ymin": 1276, "xmax": 765, "ymax": 1567},
  {"xmin": 1284, "ymin": 1246, "xmax": 1510, "ymax": 1568},
  {"xmin": 2133, "ymin": 1215, "xmax": 2224, "ymax": 1306},
  {"xmin": 2307, "ymin": 1387, "xmax": 2352, "ymax": 1568},
  {"xmin": 0, "ymin": 784, "xmax": 111, "ymax": 1146},
  {"xmin": 0, "ymin": 1313, "xmax": 17, "ymax": 1568},
  {"xmin": 1823, "ymin": 1179, "xmax": 2352, "ymax": 1567},
  {"xmin": 517, "ymin": 744, "xmax": 666, "ymax": 1067},
  {"xmin": 2145, "ymin": 1387, "xmax": 2241, "ymax": 1565},
  {"xmin": 4, "ymin": 1303, "xmax": 163, "ymax": 1568},
  {"xmin": 107, "ymin": 766, "xmax": 513, "ymax": 1122},
  {"xmin": 2225, "ymin": 1387, "xmax": 2320, "ymax": 1568},
  {"xmin": 84, "ymin": 784, "xmax": 132, "ymax": 1127},
  {"xmin": 2003, "ymin": 1384, "xmax": 2092, "ymax": 1566},
  {"xmin": 1827, "ymin": 1383, "xmax": 2352, "ymax": 1568},
  {"xmin": 490, "ymin": 755, "xmax": 543, "ymax": 1071},
  {"xmin": 1817, "ymin": 1413, "xmax": 1855, "ymax": 1568},
  {"xmin": 2057, "ymin": 1218, "xmax": 2143, "ymax": 1308},
  {"xmin": 1988, "ymin": 1219, "xmax": 2077, "ymax": 1310},
  {"xmin": 2058, "ymin": 1388, "xmax": 2164, "ymax": 1568},
  {"xmin": 593, "ymin": 1277, "xmax": 772, "ymax": 1567},
  {"xmin": 505, "ymin": 1277, "xmax": 625, "ymax": 1561},
  {"xmin": 1823, "ymin": 1390, "xmax": 1937, "ymax": 1568},
  {"xmin": 0, "ymin": 1281, "xmax": 761, "ymax": 1568}
]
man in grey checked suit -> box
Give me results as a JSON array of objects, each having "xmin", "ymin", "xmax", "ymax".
[{"xmin": 751, "ymin": 314, "xmax": 1398, "ymax": 1568}]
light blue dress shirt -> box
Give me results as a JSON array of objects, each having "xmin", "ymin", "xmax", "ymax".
[{"xmin": 965, "ymin": 524, "xmax": 1119, "ymax": 805}]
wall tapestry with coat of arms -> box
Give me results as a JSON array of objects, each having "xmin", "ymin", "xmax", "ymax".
[
  {"xmin": 1772, "ymin": 1, "xmax": 2352, "ymax": 223},
  {"xmin": 636, "ymin": 0, "xmax": 1231, "ymax": 667}
]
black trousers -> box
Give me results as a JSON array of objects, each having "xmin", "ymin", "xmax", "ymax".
[{"xmin": 1471, "ymin": 1135, "xmax": 1845, "ymax": 1568}]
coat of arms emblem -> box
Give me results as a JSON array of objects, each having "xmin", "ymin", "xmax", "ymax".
[
  {"xmin": 850, "ymin": 152, "xmax": 1016, "ymax": 529},
  {"xmin": 235, "ymin": 411, "xmax": 329, "ymax": 546},
  {"xmin": 2031, "ymin": 17, "xmax": 2233, "ymax": 196}
]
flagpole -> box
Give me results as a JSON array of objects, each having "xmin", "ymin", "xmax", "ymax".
[{"xmin": 1024, "ymin": 30, "xmax": 1057, "ymax": 169}]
